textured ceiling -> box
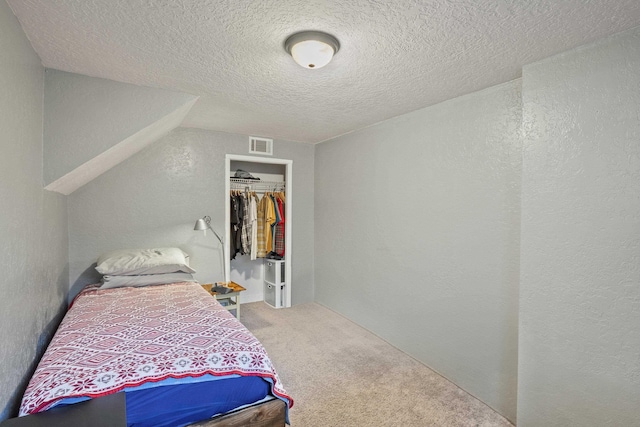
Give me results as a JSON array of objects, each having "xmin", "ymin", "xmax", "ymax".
[{"xmin": 7, "ymin": 0, "xmax": 640, "ymax": 143}]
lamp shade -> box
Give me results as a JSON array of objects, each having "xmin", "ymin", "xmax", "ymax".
[
  {"xmin": 194, "ymin": 218, "xmax": 208, "ymax": 231},
  {"xmin": 285, "ymin": 31, "xmax": 340, "ymax": 69}
]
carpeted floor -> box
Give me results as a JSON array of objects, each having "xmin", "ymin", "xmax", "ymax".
[{"xmin": 241, "ymin": 302, "xmax": 514, "ymax": 427}]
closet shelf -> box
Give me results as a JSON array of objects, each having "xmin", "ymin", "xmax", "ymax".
[{"xmin": 230, "ymin": 178, "xmax": 285, "ymax": 192}]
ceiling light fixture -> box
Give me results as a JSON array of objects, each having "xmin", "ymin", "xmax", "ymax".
[{"xmin": 285, "ymin": 31, "xmax": 340, "ymax": 69}]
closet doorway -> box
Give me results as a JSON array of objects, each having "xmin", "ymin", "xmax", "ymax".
[{"xmin": 224, "ymin": 154, "xmax": 292, "ymax": 308}]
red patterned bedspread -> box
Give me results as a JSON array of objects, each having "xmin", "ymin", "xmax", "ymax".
[{"xmin": 19, "ymin": 282, "xmax": 292, "ymax": 416}]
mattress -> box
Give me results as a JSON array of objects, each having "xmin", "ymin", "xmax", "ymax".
[
  {"xmin": 125, "ymin": 375, "xmax": 271, "ymax": 427},
  {"xmin": 19, "ymin": 282, "xmax": 292, "ymax": 426}
]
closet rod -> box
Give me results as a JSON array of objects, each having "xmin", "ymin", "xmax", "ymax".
[{"xmin": 230, "ymin": 178, "xmax": 285, "ymax": 192}]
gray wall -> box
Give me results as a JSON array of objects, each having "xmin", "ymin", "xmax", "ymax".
[
  {"xmin": 68, "ymin": 127, "xmax": 315, "ymax": 305},
  {"xmin": 44, "ymin": 69, "xmax": 197, "ymax": 186},
  {"xmin": 0, "ymin": 2, "xmax": 69, "ymax": 420},
  {"xmin": 518, "ymin": 26, "xmax": 640, "ymax": 426},
  {"xmin": 315, "ymin": 81, "xmax": 522, "ymax": 422}
]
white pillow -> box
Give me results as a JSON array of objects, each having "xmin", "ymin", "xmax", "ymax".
[
  {"xmin": 100, "ymin": 272, "xmax": 197, "ymax": 289},
  {"xmin": 95, "ymin": 247, "xmax": 196, "ymax": 276}
]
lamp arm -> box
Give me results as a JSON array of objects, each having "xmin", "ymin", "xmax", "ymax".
[
  {"xmin": 197, "ymin": 216, "xmax": 227, "ymax": 284},
  {"xmin": 207, "ymin": 225, "xmax": 224, "ymax": 245},
  {"xmin": 207, "ymin": 224, "xmax": 227, "ymax": 284}
]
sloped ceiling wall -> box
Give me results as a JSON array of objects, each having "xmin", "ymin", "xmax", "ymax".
[{"xmin": 43, "ymin": 70, "xmax": 198, "ymax": 194}]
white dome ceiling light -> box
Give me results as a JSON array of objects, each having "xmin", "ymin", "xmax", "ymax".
[{"xmin": 284, "ymin": 31, "xmax": 340, "ymax": 69}]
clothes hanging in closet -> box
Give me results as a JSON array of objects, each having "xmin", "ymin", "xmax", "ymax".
[{"xmin": 232, "ymin": 190, "xmax": 285, "ymax": 259}]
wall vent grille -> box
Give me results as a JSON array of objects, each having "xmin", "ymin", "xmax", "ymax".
[{"xmin": 249, "ymin": 137, "xmax": 273, "ymax": 155}]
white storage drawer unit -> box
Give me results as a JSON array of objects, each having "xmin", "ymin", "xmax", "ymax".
[
  {"xmin": 265, "ymin": 260, "xmax": 285, "ymax": 284},
  {"xmin": 265, "ymin": 282, "xmax": 285, "ymax": 309},
  {"xmin": 264, "ymin": 260, "xmax": 285, "ymax": 308}
]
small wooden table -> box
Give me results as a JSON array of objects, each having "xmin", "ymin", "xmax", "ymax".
[{"xmin": 201, "ymin": 282, "xmax": 246, "ymax": 320}]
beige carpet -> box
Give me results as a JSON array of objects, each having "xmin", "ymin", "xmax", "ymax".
[{"xmin": 241, "ymin": 302, "xmax": 514, "ymax": 427}]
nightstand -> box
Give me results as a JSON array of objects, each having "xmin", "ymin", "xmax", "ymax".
[{"xmin": 201, "ymin": 282, "xmax": 246, "ymax": 320}]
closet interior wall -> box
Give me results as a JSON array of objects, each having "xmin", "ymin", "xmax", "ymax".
[{"xmin": 228, "ymin": 160, "xmax": 286, "ymax": 304}]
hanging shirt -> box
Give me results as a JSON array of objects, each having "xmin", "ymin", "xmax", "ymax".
[
  {"xmin": 275, "ymin": 196, "xmax": 285, "ymax": 257},
  {"xmin": 265, "ymin": 194, "xmax": 277, "ymax": 254},
  {"xmin": 250, "ymin": 194, "xmax": 258, "ymax": 260},
  {"xmin": 241, "ymin": 192, "xmax": 251, "ymax": 254},
  {"xmin": 230, "ymin": 194, "xmax": 240, "ymax": 259},
  {"xmin": 235, "ymin": 194, "xmax": 245, "ymax": 255},
  {"xmin": 256, "ymin": 195, "xmax": 269, "ymax": 258},
  {"xmin": 269, "ymin": 194, "xmax": 280, "ymax": 254}
]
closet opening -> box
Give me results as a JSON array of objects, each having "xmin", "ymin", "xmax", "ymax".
[{"xmin": 224, "ymin": 154, "xmax": 292, "ymax": 308}]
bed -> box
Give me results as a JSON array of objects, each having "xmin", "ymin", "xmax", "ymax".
[{"xmin": 18, "ymin": 249, "xmax": 293, "ymax": 427}]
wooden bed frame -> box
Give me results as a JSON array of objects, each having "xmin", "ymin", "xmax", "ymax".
[{"xmin": 189, "ymin": 398, "xmax": 286, "ymax": 427}]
